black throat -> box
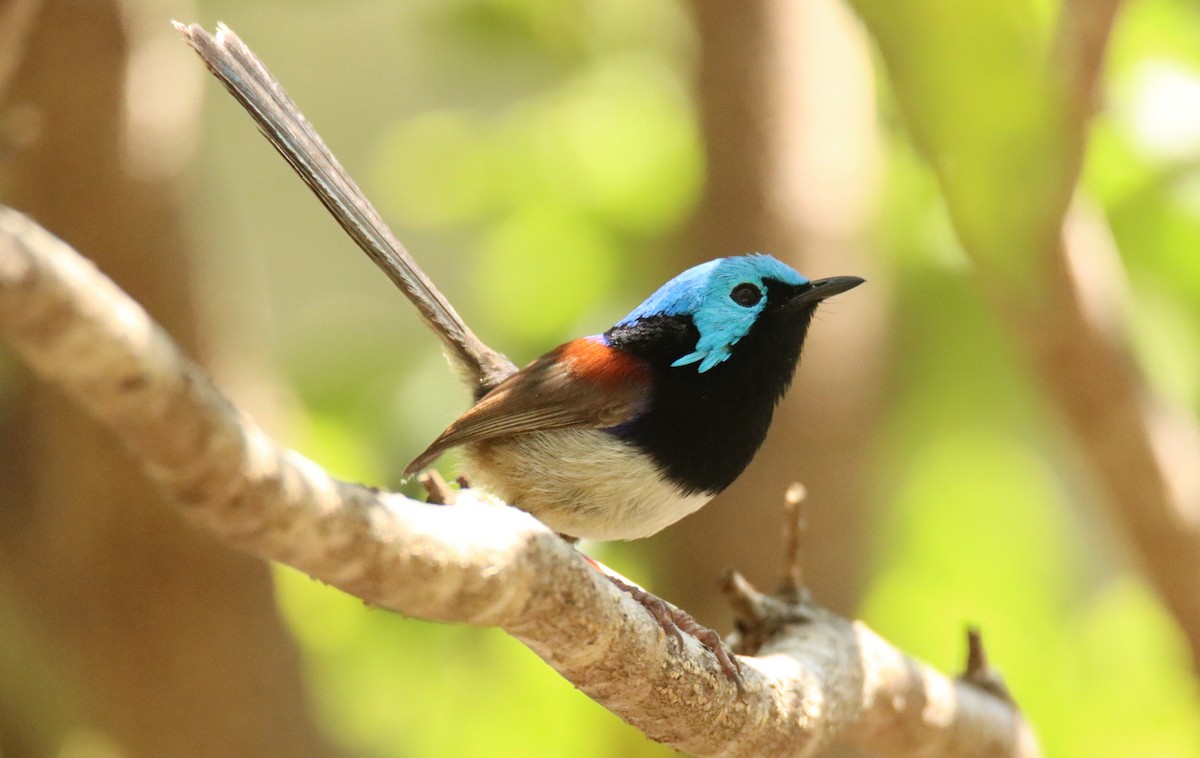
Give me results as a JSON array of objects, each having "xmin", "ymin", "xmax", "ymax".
[{"xmin": 605, "ymin": 293, "xmax": 814, "ymax": 495}]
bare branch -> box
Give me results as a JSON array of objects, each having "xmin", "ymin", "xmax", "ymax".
[
  {"xmin": 0, "ymin": 206, "xmax": 1038, "ymax": 755},
  {"xmin": 1053, "ymin": 0, "xmax": 1123, "ymax": 135},
  {"xmin": 778, "ymin": 482, "xmax": 809, "ymax": 601},
  {"xmin": 1037, "ymin": 1, "xmax": 1200, "ymax": 669},
  {"xmin": 0, "ymin": 0, "xmax": 43, "ymax": 103},
  {"xmin": 960, "ymin": 627, "xmax": 1015, "ymax": 706},
  {"xmin": 1020, "ymin": 208, "xmax": 1200, "ymax": 668},
  {"xmin": 855, "ymin": 0, "xmax": 1200, "ymax": 670},
  {"xmin": 1029, "ymin": 3, "xmax": 1200, "ymax": 669}
]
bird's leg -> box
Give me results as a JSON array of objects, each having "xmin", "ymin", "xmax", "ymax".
[
  {"xmin": 607, "ymin": 574, "xmax": 743, "ymax": 684},
  {"xmin": 580, "ymin": 554, "xmax": 742, "ymax": 685}
]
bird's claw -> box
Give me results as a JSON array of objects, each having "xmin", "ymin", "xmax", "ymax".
[{"xmin": 606, "ymin": 575, "xmax": 743, "ymax": 687}]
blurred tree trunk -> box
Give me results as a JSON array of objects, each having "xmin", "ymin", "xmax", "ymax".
[
  {"xmin": 0, "ymin": 2, "xmax": 335, "ymax": 755},
  {"xmin": 657, "ymin": 0, "xmax": 887, "ymax": 631}
]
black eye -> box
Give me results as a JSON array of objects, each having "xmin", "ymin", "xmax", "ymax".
[{"xmin": 730, "ymin": 283, "xmax": 762, "ymax": 307}]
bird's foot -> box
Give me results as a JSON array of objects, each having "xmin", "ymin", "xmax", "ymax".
[{"xmin": 605, "ymin": 574, "xmax": 743, "ymax": 687}]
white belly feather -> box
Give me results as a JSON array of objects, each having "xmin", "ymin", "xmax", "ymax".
[{"xmin": 462, "ymin": 428, "xmax": 712, "ymax": 541}]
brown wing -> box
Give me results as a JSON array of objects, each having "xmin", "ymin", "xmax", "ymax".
[{"xmin": 405, "ymin": 338, "xmax": 649, "ymax": 474}]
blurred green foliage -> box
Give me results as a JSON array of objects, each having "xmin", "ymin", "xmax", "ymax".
[{"xmin": 193, "ymin": 0, "xmax": 1200, "ymax": 754}]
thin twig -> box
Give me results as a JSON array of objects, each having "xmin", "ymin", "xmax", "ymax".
[
  {"xmin": 960, "ymin": 626, "xmax": 1015, "ymax": 705},
  {"xmin": 419, "ymin": 470, "xmax": 457, "ymax": 504},
  {"xmin": 779, "ymin": 482, "xmax": 808, "ymax": 601}
]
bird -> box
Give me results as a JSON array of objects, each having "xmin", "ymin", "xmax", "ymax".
[
  {"xmin": 180, "ymin": 23, "xmax": 865, "ymax": 683},
  {"xmin": 404, "ymin": 255, "xmax": 863, "ymax": 543}
]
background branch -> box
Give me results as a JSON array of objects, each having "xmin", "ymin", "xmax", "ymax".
[
  {"xmin": 850, "ymin": 0, "xmax": 1200, "ymax": 672},
  {"xmin": 0, "ymin": 3, "xmax": 333, "ymax": 754},
  {"xmin": 0, "ymin": 206, "xmax": 1037, "ymax": 757},
  {"xmin": 0, "ymin": 0, "xmax": 42, "ymax": 102}
]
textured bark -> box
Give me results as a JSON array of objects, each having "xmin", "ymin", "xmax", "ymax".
[
  {"xmin": 0, "ymin": 206, "xmax": 1039, "ymax": 757},
  {"xmin": 0, "ymin": 3, "xmax": 333, "ymax": 755},
  {"xmin": 663, "ymin": 0, "xmax": 887, "ymax": 626}
]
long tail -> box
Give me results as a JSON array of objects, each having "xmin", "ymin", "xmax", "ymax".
[{"xmin": 176, "ymin": 22, "xmax": 516, "ymax": 395}]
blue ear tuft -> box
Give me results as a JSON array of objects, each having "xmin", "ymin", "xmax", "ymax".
[
  {"xmin": 671, "ymin": 350, "xmax": 704, "ymax": 369},
  {"xmin": 671, "ymin": 346, "xmax": 733, "ymax": 372},
  {"xmin": 697, "ymin": 350, "xmax": 731, "ymax": 373}
]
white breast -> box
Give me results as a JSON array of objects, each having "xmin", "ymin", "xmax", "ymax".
[{"xmin": 463, "ymin": 428, "xmax": 713, "ymax": 541}]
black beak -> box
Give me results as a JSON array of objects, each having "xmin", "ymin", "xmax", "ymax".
[{"xmin": 787, "ymin": 275, "xmax": 865, "ymax": 309}]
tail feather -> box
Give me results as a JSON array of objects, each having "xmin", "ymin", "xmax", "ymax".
[{"xmin": 177, "ymin": 22, "xmax": 516, "ymax": 394}]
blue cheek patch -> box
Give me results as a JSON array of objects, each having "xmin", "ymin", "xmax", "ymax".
[
  {"xmin": 618, "ymin": 254, "xmax": 807, "ymax": 375},
  {"xmin": 671, "ymin": 313, "xmax": 750, "ymax": 372}
]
